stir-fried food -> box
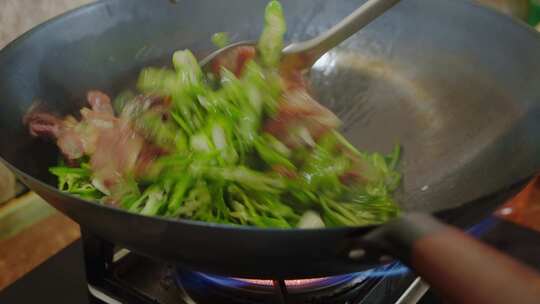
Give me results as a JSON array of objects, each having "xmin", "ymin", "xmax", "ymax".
[{"xmin": 24, "ymin": 0, "xmax": 401, "ymax": 228}]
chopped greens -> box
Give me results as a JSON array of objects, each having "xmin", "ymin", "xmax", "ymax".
[
  {"xmin": 211, "ymin": 32, "xmax": 230, "ymax": 48},
  {"xmin": 41, "ymin": 0, "xmax": 401, "ymax": 228},
  {"xmin": 49, "ymin": 165, "xmax": 102, "ymax": 200},
  {"xmin": 258, "ymin": 0, "xmax": 287, "ymax": 67}
]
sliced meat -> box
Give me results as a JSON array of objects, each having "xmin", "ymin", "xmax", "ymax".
[
  {"xmin": 25, "ymin": 91, "xmax": 169, "ymax": 186},
  {"xmin": 90, "ymin": 122, "xmax": 167, "ymax": 193},
  {"xmin": 120, "ymin": 94, "xmax": 169, "ymax": 121},
  {"xmin": 264, "ymin": 89, "xmax": 340, "ymax": 148},
  {"xmin": 56, "ymin": 129, "xmax": 85, "ymax": 160},
  {"xmin": 280, "ymin": 68, "xmax": 309, "ymax": 91},
  {"xmin": 69, "ymin": 92, "xmax": 116, "ymax": 156},
  {"xmin": 24, "ymin": 107, "xmax": 84, "ymax": 159},
  {"xmin": 90, "ymin": 123, "xmax": 144, "ymax": 192},
  {"xmin": 272, "ymin": 165, "xmax": 297, "ymax": 179},
  {"xmin": 25, "ymin": 92, "xmax": 117, "ymax": 160},
  {"xmin": 23, "ymin": 106, "xmax": 62, "ymax": 138},
  {"xmin": 338, "ymin": 146, "xmax": 383, "ymax": 185},
  {"xmin": 134, "ymin": 144, "xmax": 167, "ymax": 179},
  {"xmin": 87, "ymin": 90, "xmax": 114, "ymax": 115},
  {"xmin": 211, "ymin": 45, "xmax": 256, "ymax": 77}
]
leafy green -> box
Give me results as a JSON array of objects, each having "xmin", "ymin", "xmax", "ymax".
[
  {"xmin": 49, "ymin": 166, "xmax": 102, "ymax": 200},
  {"xmin": 254, "ymin": 134, "xmax": 295, "ymax": 170},
  {"xmin": 49, "ymin": 0, "xmax": 402, "ymax": 229},
  {"xmin": 211, "ymin": 32, "xmax": 230, "ymax": 48},
  {"xmin": 258, "ymin": 0, "xmax": 286, "ymax": 67},
  {"xmin": 134, "ymin": 111, "xmax": 187, "ymax": 151},
  {"xmin": 129, "ymin": 183, "xmax": 169, "ymax": 216}
]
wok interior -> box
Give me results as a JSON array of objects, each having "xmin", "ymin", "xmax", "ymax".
[{"xmin": 1, "ymin": 0, "xmax": 540, "ymax": 215}]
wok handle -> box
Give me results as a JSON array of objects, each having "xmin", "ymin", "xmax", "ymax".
[{"xmin": 373, "ymin": 214, "xmax": 540, "ymax": 304}]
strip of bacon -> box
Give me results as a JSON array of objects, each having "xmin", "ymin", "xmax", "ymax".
[
  {"xmin": 211, "ymin": 46, "xmax": 257, "ymax": 77},
  {"xmin": 87, "ymin": 90, "xmax": 114, "ymax": 114},
  {"xmin": 24, "ymin": 91, "xmax": 168, "ymax": 195},
  {"xmin": 264, "ymin": 89, "xmax": 340, "ymax": 148}
]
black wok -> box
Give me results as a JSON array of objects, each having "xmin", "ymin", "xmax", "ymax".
[{"xmin": 1, "ymin": 0, "xmax": 540, "ymax": 302}]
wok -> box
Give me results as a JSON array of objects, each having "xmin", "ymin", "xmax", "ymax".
[{"xmin": 1, "ymin": 0, "xmax": 540, "ymax": 302}]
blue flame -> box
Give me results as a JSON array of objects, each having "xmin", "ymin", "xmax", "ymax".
[
  {"xmin": 466, "ymin": 216, "xmax": 497, "ymax": 237},
  {"xmin": 359, "ymin": 262, "xmax": 410, "ymax": 277},
  {"xmin": 196, "ymin": 272, "xmax": 359, "ymax": 289},
  {"xmin": 197, "ymin": 273, "xmax": 254, "ymax": 289},
  {"xmin": 192, "ymin": 261, "xmax": 411, "ymax": 291}
]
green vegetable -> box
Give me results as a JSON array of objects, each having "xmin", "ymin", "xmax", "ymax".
[
  {"xmin": 204, "ymin": 166, "xmax": 286, "ymax": 193},
  {"xmin": 114, "ymin": 178, "xmax": 141, "ymax": 209},
  {"xmin": 49, "ymin": 166, "xmax": 103, "ymax": 200},
  {"xmin": 134, "ymin": 111, "xmax": 187, "ymax": 151},
  {"xmin": 167, "ymin": 174, "xmax": 193, "ymax": 215},
  {"xmin": 113, "ymin": 90, "xmax": 135, "ymax": 115},
  {"xmin": 172, "ymin": 50, "xmax": 202, "ymax": 83},
  {"xmin": 211, "ymin": 32, "xmax": 230, "ymax": 48},
  {"xmin": 137, "ymin": 68, "xmax": 183, "ymax": 97},
  {"xmin": 49, "ymin": 0, "xmax": 402, "ymax": 229},
  {"xmin": 254, "ymin": 134, "xmax": 295, "ymax": 170},
  {"xmin": 129, "ymin": 184, "xmax": 168, "ymax": 215},
  {"xmin": 258, "ymin": 0, "xmax": 287, "ymax": 67}
]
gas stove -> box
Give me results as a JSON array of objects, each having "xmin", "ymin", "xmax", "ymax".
[
  {"xmin": 2, "ymin": 211, "xmax": 539, "ymax": 304},
  {"xmin": 86, "ymin": 242, "xmax": 418, "ymax": 304},
  {"xmin": 87, "ymin": 248, "xmax": 416, "ymax": 304}
]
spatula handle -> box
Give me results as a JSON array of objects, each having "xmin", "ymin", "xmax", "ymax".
[{"xmin": 282, "ymin": 0, "xmax": 401, "ymax": 67}]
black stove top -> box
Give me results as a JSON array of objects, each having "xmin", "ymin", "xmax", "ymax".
[{"xmin": 1, "ymin": 216, "xmax": 539, "ymax": 304}]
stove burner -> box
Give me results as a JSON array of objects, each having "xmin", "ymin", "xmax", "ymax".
[
  {"xmin": 199, "ymin": 273, "xmax": 353, "ymax": 291},
  {"xmin": 81, "ymin": 230, "xmax": 417, "ymax": 304},
  {"xmin": 175, "ymin": 263, "xmax": 410, "ymax": 304},
  {"xmin": 233, "ymin": 277, "xmax": 331, "ymax": 288}
]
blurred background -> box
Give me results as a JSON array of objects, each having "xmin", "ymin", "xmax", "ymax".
[{"xmin": 0, "ymin": 0, "xmax": 539, "ymax": 291}]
